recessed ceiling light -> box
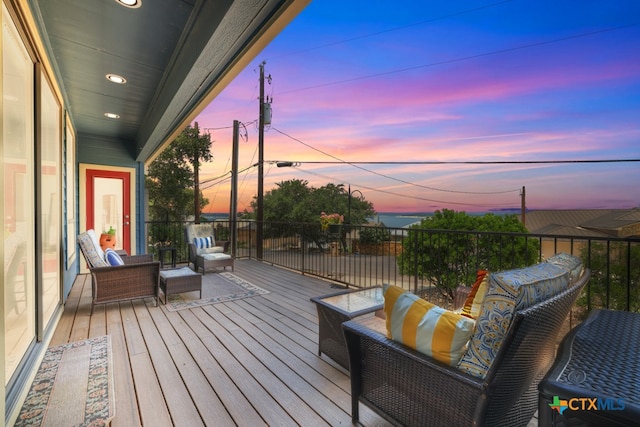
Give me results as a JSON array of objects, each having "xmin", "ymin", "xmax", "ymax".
[
  {"xmin": 116, "ymin": 0, "xmax": 141, "ymax": 9},
  {"xmin": 106, "ymin": 74, "xmax": 127, "ymax": 84},
  {"xmin": 104, "ymin": 113, "xmax": 120, "ymax": 119}
]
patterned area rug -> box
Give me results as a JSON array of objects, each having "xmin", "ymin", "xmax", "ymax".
[
  {"xmin": 166, "ymin": 272, "xmax": 269, "ymax": 311},
  {"xmin": 16, "ymin": 335, "xmax": 115, "ymax": 427}
]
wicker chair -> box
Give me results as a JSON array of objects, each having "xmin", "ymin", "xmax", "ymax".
[
  {"xmin": 343, "ymin": 269, "xmax": 590, "ymax": 427},
  {"xmin": 77, "ymin": 230, "xmax": 160, "ymax": 314},
  {"xmin": 184, "ymin": 223, "xmax": 233, "ymax": 274}
]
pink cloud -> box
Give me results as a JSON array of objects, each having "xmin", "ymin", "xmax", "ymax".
[{"xmin": 195, "ymin": 24, "xmax": 640, "ymax": 214}]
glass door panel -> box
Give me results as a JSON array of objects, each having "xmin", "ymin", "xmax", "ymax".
[
  {"xmin": 38, "ymin": 68, "xmax": 62, "ymax": 328},
  {"xmin": 85, "ymin": 169, "xmax": 131, "ymax": 255},
  {"xmin": 3, "ymin": 3, "xmax": 36, "ymax": 383},
  {"xmin": 93, "ymin": 177, "xmax": 124, "ymax": 251}
]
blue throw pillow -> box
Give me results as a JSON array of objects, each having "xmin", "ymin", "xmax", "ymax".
[
  {"xmin": 194, "ymin": 236, "xmax": 214, "ymax": 249},
  {"xmin": 104, "ymin": 248, "xmax": 124, "ymax": 266}
]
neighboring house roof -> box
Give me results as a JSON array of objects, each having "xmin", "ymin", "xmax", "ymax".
[
  {"xmin": 523, "ymin": 209, "xmax": 640, "ymax": 238},
  {"xmin": 582, "ymin": 210, "xmax": 640, "ymax": 230}
]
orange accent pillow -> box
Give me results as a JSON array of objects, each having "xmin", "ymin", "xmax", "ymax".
[{"xmin": 461, "ymin": 270, "xmax": 489, "ymax": 319}]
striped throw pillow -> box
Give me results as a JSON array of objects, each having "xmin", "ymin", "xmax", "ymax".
[
  {"xmin": 384, "ymin": 285, "xmax": 476, "ymax": 366},
  {"xmin": 194, "ymin": 236, "xmax": 214, "ymax": 249},
  {"xmin": 461, "ymin": 270, "xmax": 489, "ymax": 319}
]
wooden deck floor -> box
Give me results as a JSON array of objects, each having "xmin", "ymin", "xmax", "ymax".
[{"xmin": 50, "ymin": 259, "xmax": 392, "ymax": 427}]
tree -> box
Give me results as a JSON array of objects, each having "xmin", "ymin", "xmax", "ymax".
[
  {"xmin": 397, "ymin": 209, "xmax": 539, "ymax": 299},
  {"xmin": 172, "ymin": 123, "xmax": 213, "ymax": 222},
  {"xmin": 146, "ymin": 124, "xmax": 212, "ymax": 223},
  {"xmin": 244, "ymin": 179, "xmax": 375, "ymax": 248},
  {"xmin": 246, "ymin": 179, "xmax": 374, "ymax": 225},
  {"xmin": 260, "ymin": 179, "xmax": 313, "ymax": 224}
]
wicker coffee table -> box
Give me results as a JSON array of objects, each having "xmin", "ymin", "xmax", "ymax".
[
  {"xmin": 159, "ymin": 267, "xmax": 202, "ymax": 304},
  {"xmin": 538, "ymin": 309, "xmax": 640, "ymax": 426},
  {"xmin": 311, "ymin": 287, "xmax": 384, "ymax": 369}
]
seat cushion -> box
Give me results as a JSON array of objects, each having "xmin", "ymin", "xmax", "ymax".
[
  {"xmin": 200, "ymin": 246, "xmax": 224, "ymax": 255},
  {"xmin": 186, "ymin": 224, "xmax": 216, "ymax": 242},
  {"xmin": 546, "ymin": 252, "xmax": 583, "ymax": 283},
  {"xmin": 460, "ymin": 270, "xmax": 489, "ymax": 319},
  {"xmin": 384, "ymin": 284, "xmax": 475, "ymax": 367},
  {"xmin": 78, "ymin": 230, "xmax": 108, "ymax": 268},
  {"xmin": 457, "ymin": 262, "xmax": 569, "ymax": 378},
  {"xmin": 201, "ymin": 253, "xmax": 232, "ymax": 261}
]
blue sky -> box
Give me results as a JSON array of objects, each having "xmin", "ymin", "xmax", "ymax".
[{"xmin": 195, "ymin": 0, "xmax": 640, "ymax": 213}]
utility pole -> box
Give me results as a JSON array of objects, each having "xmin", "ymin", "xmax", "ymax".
[
  {"xmin": 521, "ymin": 186, "xmax": 526, "ymax": 226},
  {"xmin": 230, "ymin": 120, "xmax": 239, "ymax": 257},
  {"xmin": 194, "ymin": 122, "xmax": 201, "ymax": 224},
  {"xmin": 257, "ymin": 61, "xmax": 266, "ymax": 259}
]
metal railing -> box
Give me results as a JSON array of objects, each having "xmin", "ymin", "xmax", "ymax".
[{"xmin": 145, "ymin": 219, "xmax": 640, "ymax": 313}]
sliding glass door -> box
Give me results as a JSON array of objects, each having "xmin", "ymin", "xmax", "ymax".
[
  {"xmin": 3, "ymin": 3, "xmax": 37, "ymax": 383},
  {"xmin": 3, "ymin": 4, "xmax": 63, "ymax": 388}
]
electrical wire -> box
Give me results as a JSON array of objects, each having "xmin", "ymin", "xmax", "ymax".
[
  {"xmin": 200, "ymin": 160, "xmax": 518, "ymax": 209},
  {"xmin": 276, "ymin": 23, "xmax": 639, "ymax": 96},
  {"xmin": 292, "ymin": 167, "xmax": 515, "ymax": 208},
  {"xmin": 267, "ymin": 0, "xmax": 515, "ymax": 61},
  {"xmin": 271, "ymin": 127, "xmax": 522, "ymax": 195},
  {"xmin": 269, "ymin": 159, "xmax": 640, "ymax": 165}
]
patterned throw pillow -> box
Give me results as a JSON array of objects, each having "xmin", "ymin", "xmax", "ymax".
[
  {"xmin": 194, "ymin": 236, "xmax": 214, "ymax": 249},
  {"xmin": 104, "ymin": 248, "xmax": 124, "ymax": 266},
  {"xmin": 546, "ymin": 252, "xmax": 583, "ymax": 283},
  {"xmin": 461, "ymin": 270, "xmax": 489, "ymax": 319},
  {"xmin": 457, "ymin": 263, "xmax": 569, "ymax": 378},
  {"xmin": 384, "ymin": 284, "xmax": 476, "ymax": 367}
]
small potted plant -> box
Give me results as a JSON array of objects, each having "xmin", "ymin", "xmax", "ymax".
[
  {"xmin": 320, "ymin": 212, "xmax": 344, "ymax": 234},
  {"xmin": 100, "ymin": 226, "xmax": 117, "ymax": 250}
]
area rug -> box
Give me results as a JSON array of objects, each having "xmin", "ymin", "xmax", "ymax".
[
  {"xmin": 16, "ymin": 335, "xmax": 115, "ymax": 427},
  {"xmin": 166, "ymin": 272, "xmax": 269, "ymax": 311}
]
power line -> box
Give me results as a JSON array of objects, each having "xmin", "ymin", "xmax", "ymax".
[
  {"xmin": 200, "ymin": 159, "xmax": 518, "ymax": 209},
  {"xmin": 271, "ymin": 127, "xmax": 521, "ymax": 195},
  {"xmin": 287, "ymin": 167, "xmax": 516, "ymax": 209},
  {"xmin": 277, "ymin": 23, "xmax": 639, "ymax": 95},
  {"xmin": 270, "ymin": 159, "xmax": 640, "ymax": 165},
  {"xmin": 267, "ymin": 0, "xmax": 515, "ymax": 61},
  {"xmin": 200, "ymin": 163, "xmax": 259, "ymax": 188}
]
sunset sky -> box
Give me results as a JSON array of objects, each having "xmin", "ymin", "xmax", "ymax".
[{"xmin": 195, "ymin": 0, "xmax": 640, "ymax": 214}]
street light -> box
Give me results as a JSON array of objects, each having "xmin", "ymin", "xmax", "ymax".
[{"xmin": 347, "ymin": 184, "xmax": 363, "ymax": 225}]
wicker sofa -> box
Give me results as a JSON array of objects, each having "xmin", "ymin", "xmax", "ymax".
[
  {"xmin": 343, "ymin": 262, "xmax": 590, "ymax": 427},
  {"xmin": 77, "ymin": 230, "xmax": 160, "ymax": 314}
]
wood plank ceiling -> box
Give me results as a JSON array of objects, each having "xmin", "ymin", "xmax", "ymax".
[{"xmin": 30, "ymin": 0, "xmax": 308, "ymax": 161}]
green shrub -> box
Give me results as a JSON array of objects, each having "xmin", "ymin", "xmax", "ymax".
[
  {"xmin": 397, "ymin": 210, "xmax": 539, "ymax": 299},
  {"xmin": 358, "ymin": 224, "xmax": 391, "ymax": 245},
  {"xmin": 578, "ymin": 242, "xmax": 640, "ymax": 312}
]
